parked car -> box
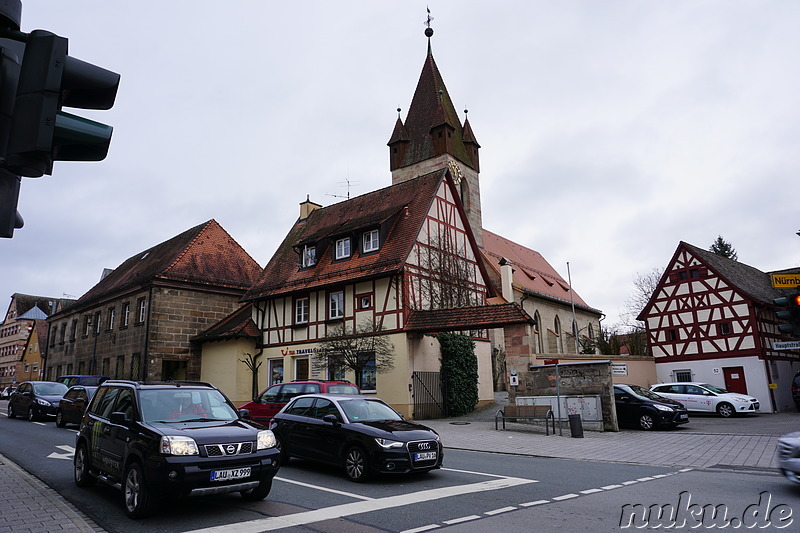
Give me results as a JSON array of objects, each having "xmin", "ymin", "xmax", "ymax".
[
  {"xmin": 74, "ymin": 380, "xmax": 281, "ymax": 518},
  {"xmin": 777, "ymin": 430, "xmax": 800, "ymax": 484},
  {"xmin": 7, "ymin": 381, "xmax": 69, "ymax": 421},
  {"xmin": 0, "ymin": 385, "xmax": 15, "ymax": 399},
  {"xmin": 613, "ymin": 384, "xmax": 689, "ymax": 430},
  {"xmin": 239, "ymin": 380, "xmax": 360, "ymax": 425},
  {"xmin": 270, "ymin": 393, "xmax": 442, "ymax": 482},
  {"xmin": 650, "ymin": 382, "xmax": 759, "ymax": 417},
  {"xmin": 792, "ymin": 371, "xmax": 800, "ymax": 411},
  {"xmin": 56, "ymin": 375, "xmax": 109, "ymax": 387},
  {"xmin": 55, "ymin": 385, "xmax": 98, "ymax": 427}
]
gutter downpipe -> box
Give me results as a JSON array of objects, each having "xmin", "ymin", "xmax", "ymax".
[{"xmin": 567, "ymin": 262, "xmax": 578, "ymax": 353}]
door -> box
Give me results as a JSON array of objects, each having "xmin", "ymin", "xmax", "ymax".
[
  {"xmin": 613, "ymin": 387, "xmax": 637, "ymax": 426},
  {"xmin": 250, "ymin": 384, "xmax": 282, "ymax": 424},
  {"xmin": 683, "ymin": 384, "xmax": 714, "ymax": 412},
  {"xmin": 723, "ymin": 367, "xmax": 748, "ymax": 395}
]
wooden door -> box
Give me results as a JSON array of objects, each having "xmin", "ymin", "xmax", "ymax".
[{"xmin": 723, "ymin": 366, "xmax": 747, "ymax": 394}]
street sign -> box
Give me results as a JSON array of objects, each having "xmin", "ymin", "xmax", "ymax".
[
  {"xmin": 611, "ymin": 362, "xmax": 628, "ymax": 376},
  {"xmin": 771, "ymin": 274, "xmax": 800, "ymax": 289},
  {"xmin": 773, "ymin": 341, "xmax": 800, "ymax": 350}
]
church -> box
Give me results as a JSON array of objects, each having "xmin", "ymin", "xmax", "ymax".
[{"xmin": 197, "ymin": 23, "xmax": 603, "ymax": 416}]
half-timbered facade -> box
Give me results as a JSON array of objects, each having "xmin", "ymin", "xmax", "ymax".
[
  {"xmin": 638, "ymin": 241, "xmax": 800, "ymax": 411},
  {"xmin": 239, "ymin": 169, "xmax": 525, "ymax": 417}
]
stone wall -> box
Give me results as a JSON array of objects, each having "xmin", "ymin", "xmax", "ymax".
[{"xmin": 509, "ymin": 361, "xmax": 618, "ymax": 431}]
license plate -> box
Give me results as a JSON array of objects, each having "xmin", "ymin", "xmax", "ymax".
[
  {"xmin": 414, "ymin": 452, "xmax": 437, "ymax": 461},
  {"xmin": 679, "ymin": 414, "xmax": 688, "ymax": 419},
  {"xmin": 210, "ymin": 467, "xmax": 251, "ymax": 482}
]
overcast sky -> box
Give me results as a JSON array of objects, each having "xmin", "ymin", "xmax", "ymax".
[{"xmin": 3, "ymin": 1, "xmax": 799, "ymax": 327}]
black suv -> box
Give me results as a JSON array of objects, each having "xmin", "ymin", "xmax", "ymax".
[{"xmin": 74, "ymin": 380, "xmax": 280, "ymax": 518}]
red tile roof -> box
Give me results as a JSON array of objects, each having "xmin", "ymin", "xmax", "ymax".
[
  {"xmin": 481, "ymin": 229, "xmax": 600, "ymax": 314},
  {"xmin": 193, "ymin": 304, "xmax": 259, "ymax": 342},
  {"xmin": 58, "ymin": 220, "xmax": 261, "ymax": 314},
  {"xmin": 243, "ymin": 171, "xmax": 448, "ymax": 300},
  {"xmin": 405, "ymin": 303, "xmax": 533, "ymax": 332}
]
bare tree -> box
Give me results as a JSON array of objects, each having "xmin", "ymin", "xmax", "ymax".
[
  {"xmin": 414, "ymin": 229, "xmax": 480, "ymax": 311},
  {"xmin": 312, "ymin": 319, "xmax": 395, "ymax": 389},
  {"xmin": 239, "ymin": 352, "xmax": 262, "ymax": 400},
  {"xmin": 619, "ymin": 267, "xmax": 664, "ymax": 329}
]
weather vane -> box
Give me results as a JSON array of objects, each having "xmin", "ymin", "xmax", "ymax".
[{"xmin": 424, "ymin": 7, "xmax": 434, "ymax": 29}]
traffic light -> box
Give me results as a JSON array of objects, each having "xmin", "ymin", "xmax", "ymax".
[
  {"xmin": 5, "ymin": 29, "xmax": 119, "ymax": 177},
  {"xmin": 773, "ymin": 292, "xmax": 800, "ymax": 338},
  {"xmin": 0, "ymin": 1, "xmax": 119, "ymax": 238}
]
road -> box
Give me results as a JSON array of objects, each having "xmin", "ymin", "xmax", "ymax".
[{"xmin": 1, "ymin": 400, "xmax": 798, "ymax": 532}]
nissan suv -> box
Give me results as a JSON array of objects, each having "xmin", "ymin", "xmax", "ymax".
[{"xmin": 74, "ymin": 380, "xmax": 280, "ymax": 518}]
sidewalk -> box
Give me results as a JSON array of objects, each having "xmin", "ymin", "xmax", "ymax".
[
  {"xmin": 0, "ymin": 453, "xmax": 104, "ymax": 533},
  {"xmin": 423, "ymin": 394, "xmax": 798, "ymax": 471}
]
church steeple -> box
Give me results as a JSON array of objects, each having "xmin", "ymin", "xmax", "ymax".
[{"xmin": 387, "ymin": 14, "xmax": 483, "ymax": 245}]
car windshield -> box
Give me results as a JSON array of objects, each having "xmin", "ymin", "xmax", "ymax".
[
  {"xmin": 339, "ymin": 398, "xmax": 401, "ymax": 422},
  {"xmin": 699, "ymin": 384, "xmax": 729, "ymax": 394},
  {"xmin": 139, "ymin": 388, "xmax": 239, "ymax": 423},
  {"xmin": 327, "ymin": 384, "xmax": 359, "ymax": 394},
  {"xmin": 33, "ymin": 382, "xmax": 68, "ymax": 395},
  {"xmin": 627, "ymin": 385, "xmax": 669, "ymax": 401}
]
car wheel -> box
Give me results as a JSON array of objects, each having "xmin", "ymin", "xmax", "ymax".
[
  {"xmin": 7, "ymin": 403, "xmax": 15, "ymax": 419},
  {"xmin": 716, "ymin": 402, "xmax": 734, "ymax": 418},
  {"xmin": 56, "ymin": 410, "xmax": 67, "ymax": 428},
  {"xmin": 638, "ymin": 413, "xmax": 655, "ymax": 431},
  {"xmin": 124, "ymin": 462, "xmax": 158, "ymax": 519},
  {"xmin": 275, "ymin": 435, "xmax": 290, "ymax": 466},
  {"xmin": 344, "ymin": 446, "xmax": 371, "ymax": 483},
  {"xmin": 240, "ymin": 478, "xmax": 272, "ymax": 501},
  {"xmin": 74, "ymin": 443, "xmax": 96, "ymax": 488},
  {"xmin": 26, "ymin": 407, "xmax": 36, "ymax": 422}
]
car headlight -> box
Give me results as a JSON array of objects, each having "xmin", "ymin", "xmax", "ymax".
[
  {"xmin": 257, "ymin": 430, "xmax": 276, "ymax": 450},
  {"xmin": 731, "ymin": 397, "xmax": 750, "ymax": 403},
  {"xmin": 160, "ymin": 436, "xmax": 199, "ymax": 456},
  {"xmin": 654, "ymin": 404, "xmax": 674, "ymax": 412},
  {"xmin": 375, "ymin": 438, "xmax": 405, "ymax": 449},
  {"xmin": 36, "ymin": 398, "xmax": 51, "ymax": 407}
]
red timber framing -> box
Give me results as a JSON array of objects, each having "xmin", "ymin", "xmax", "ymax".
[{"xmin": 640, "ymin": 244, "xmax": 799, "ymax": 364}]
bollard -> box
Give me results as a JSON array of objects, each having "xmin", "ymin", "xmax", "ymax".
[{"xmin": 568, "ymin": 414, "xmax": 583, "ymax": 438}]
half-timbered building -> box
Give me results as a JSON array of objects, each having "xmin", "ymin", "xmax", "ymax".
[{"xmin": 638, "ymin": 241, "xmax": 800, "ymax": 411}]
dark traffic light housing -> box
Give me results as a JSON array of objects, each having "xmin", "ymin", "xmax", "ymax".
[
  {"xmin": 773, "ymin": 292, "xmax": 800, "ymax": 338},
  {"xmin": 0, "ymin": 1, "xmax": 119, "ymax": 237}
]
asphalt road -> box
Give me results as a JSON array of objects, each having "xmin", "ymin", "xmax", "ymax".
[{"xmin": 1, "ymin": 400, "xmax": 798, "ymax": 532}]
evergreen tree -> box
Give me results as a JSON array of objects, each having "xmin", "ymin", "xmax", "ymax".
[{"xmin": 709, "ymin": 235, "xmax": 738, "ymax": 261}]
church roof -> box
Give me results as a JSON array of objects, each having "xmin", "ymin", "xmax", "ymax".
[
  {"xmin": 390, "ymin": 46, "xmax": 476, "ymax": 170},
  {"xmin": 54, "ymin": 220, "xmax": 262, "ymax": 316},
  {"xmin": 481, "ymin": 229, "xmax": 600, "ymax": 314}
]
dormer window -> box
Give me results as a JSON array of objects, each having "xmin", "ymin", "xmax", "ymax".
[
  {"xmin": 363, "ymin": 230, "xmax": 379, "ymax": 253},
  {"xmin": 302, "ymin": 244, "xmax": 317, "ymax": 267},
  {"xmin": 335, "ymin": 237, "xmax": 351, "ymax": 260}
]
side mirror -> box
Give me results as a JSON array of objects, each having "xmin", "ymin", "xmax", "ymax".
[
  {"xmin": 238, "ymin": 408, "xmax": 251, "ymax": 420},
  {"xmin": 322, "ymin": 414, "xmax": 340, "ymax": 425},
  {"xmin": 109, "ymin": 411, "xmax": 131, "ymax": 426}
]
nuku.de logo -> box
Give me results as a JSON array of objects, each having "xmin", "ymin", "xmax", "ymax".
[{"xmin": 619, "ymin": 491, "xmax": 793, "ymax": 529}]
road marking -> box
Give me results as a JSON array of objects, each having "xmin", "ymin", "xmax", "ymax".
[
  {"xmin": 442, "ymin": 467, "xmax": 538, "ymax": 482},
  {"xmin": 275, "ymin": 477, "xmax": 374, "ymax": 500},
  {"xmin": 621, "ymin": 480, "xmax": 638, "ymax": 485},
  {"xmin": 636, "ymin": 476, "xmax": 655, "ymax": 482},
  {"xmin": 443, "ymin": 515, "xmax": 481, "ymax": 525},
  {"xmin": 47, "ymin": 445, "xmax": 75, "ymax": 460},
  {"xmin": 601, "ymin": 484, "xmax": 623, "ymax": 490},
  {"xmin": 520, "ymin": 500, "xmax": 549, "ymax": 507},
  {"xmin": 184, "ymin": 477, "xmax": 536, "ymax": 533},
  {"xmin": 33, "ymin": 422, "xmax": 46, "ymax": 426},
  {"xmin": 552, "ymin": 493, "xmax": 579, "ymax": 501},
  {"xmin": 485, "ymin": 506, "xmax": 516, "ymax": 516},
  {"xmin": 402, "ymin": 526, "xmax": 440, "ymax": 533},
  {"xmin": 580, "ymin": 488, "xmax": 603, "ymax": 494}
]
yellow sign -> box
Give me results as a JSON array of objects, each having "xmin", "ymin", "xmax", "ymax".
[
  {"xmin": 769, "ymin": 383, "xmax": 778, "ymax": 389},
  {"xmin": 771, "ymin": 274, "xmax": 800, "ymax": 289}
]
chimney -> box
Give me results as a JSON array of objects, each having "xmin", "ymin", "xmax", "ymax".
[
  {"xmin": 299, "ymin": 195, "xmax": 322, "ymax": 220},
  {"xmin": 499, "ymin": 257, "xmax": 514, "ymax": 302}
]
